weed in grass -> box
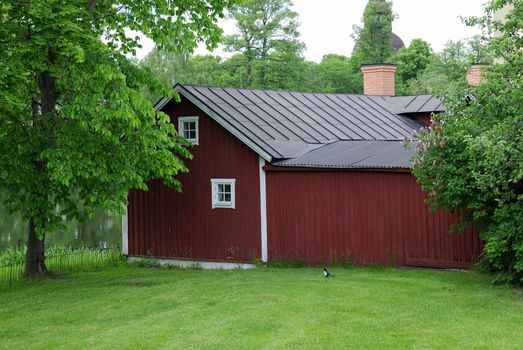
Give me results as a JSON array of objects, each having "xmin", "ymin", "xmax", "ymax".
[
  {"xmin": 131, "ymin": 257, "xmax": 161, "ymax": 269},
  {"xmin": 328, "ymin": 254, "xmax": 354, "ymax": 269},
  {"xmin": 251, "ymin": 258, "xmax": 265, "ymax": 267},
  {"xmin": 291, "ymin": 260, "xmax": 306, "ymax": 268},
  {"xmin": 267, "ymin": 259, "xmax": 292, "ymax": 268}
]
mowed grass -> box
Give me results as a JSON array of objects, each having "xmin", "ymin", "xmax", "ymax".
[{"xmin": 0, "ymin": 265, "xmax": 522, "ymax": 349}]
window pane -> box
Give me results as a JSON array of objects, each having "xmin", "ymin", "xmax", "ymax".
[
  {"xmin": 216, "ymin": 183, "xmax": 231, "ymax": 203},
  {"xmin": 182, "ymin": 121, "xmax": 197, "ymax": 140}
]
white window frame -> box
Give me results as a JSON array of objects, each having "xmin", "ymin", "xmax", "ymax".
[
  {"xmin": 211, "ymin": 179, "xmax": 236, "ymax": 209},
  {"xmin": 178, "ymin": 116, "xmax": 199, "ymax": 145}
]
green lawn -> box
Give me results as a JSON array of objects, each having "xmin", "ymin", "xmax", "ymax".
[{"xmin": 0, "ymin": 265, "xmax": 522, "ymax": 349}]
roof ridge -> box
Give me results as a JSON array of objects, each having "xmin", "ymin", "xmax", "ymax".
[{"xmin": 180, "ymin": 83, "xmax": 435, "ymax": 99}]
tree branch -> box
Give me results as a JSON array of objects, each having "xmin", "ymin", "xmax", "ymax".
[{"xmin": 87, "ymin": 0, "xmax": 98, "ymax": 14}]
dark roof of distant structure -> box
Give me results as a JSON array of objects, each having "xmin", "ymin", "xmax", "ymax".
[
  {"xmin": 392, "ymin": 33, "xmax": 405, "ymax": 51},
  {"xmin": 155, "ymin": 85, "xmax": 442, "ymax": 167},
  {"xmin": 352, "ymin": 32, "xmax": 406, "ymax": 54}
]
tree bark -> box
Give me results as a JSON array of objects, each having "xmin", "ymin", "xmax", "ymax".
[
  {"xmin": 25, "ymin": 155, "xmax": 49, "ymax": 275},
  {"xmin": 86, "ymin": 0, "xmax": 98, "ymax": 14},
  {"xmin": 26, "ymin": 216, "xmax": 47, "ymax": 275},
  {"xmin": 25, "ymin": 47, "xmax": 56, "ymax": 276},
  {"xmin": 246, "ymin": 57, "xmax": 253, "ymax": 87}
]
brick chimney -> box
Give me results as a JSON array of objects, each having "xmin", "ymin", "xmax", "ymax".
[
  {"xmin": 361, "ymin": 64, "xmax": 396, "ymax": 96},
  {"xmin": 466, "ymin": 64, "xmax": 487, "ymax": 86}
]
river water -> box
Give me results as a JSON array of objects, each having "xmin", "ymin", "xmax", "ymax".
[{"xmin": 0, "ymin": 206, "xmax": 122, "ymax": 252}]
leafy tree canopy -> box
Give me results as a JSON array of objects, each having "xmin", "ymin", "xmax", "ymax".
[
  {"xmin": 0, "ymin": 0, "xmax": 232, "ymax": 274},
  {"xmin": 412, "ymin": 0, "xmax": 523, "ymax": 284},
  {"xmin": 140, "ymin": 52, "xmax": 228, "ymax": 100},
  {"xmin": 312, "ymin": 54, "xmax": 362, "ymax": 94},
  {"xmin": 222, "ymin": 0, "xmax": 304, "ymax": 87},
  {"xmin": 393, "ymin": 39, "xmax": 434, "ymax": 94},
  {"xmin": 398, "ymin": 36, "xmax": 493, "ymax": 95},
  {"xmin": 352, "ymin": 0, "xmax": 395, "ymax": 64}
]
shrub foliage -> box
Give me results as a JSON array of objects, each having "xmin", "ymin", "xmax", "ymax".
[{"xmin": 412, "ymin": 0, "xmax": 523, "ymax": 284}]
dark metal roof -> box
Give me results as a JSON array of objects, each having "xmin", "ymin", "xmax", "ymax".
[
  {"xmin": 391, "ymin": 33, "xmax": 406, "ymax": 51},
  {"xmin": 384, "ymin": 95, "xmax": 445, "ymax": 114},
  {"xmin": 170, "ymin": 84, "xmax": 435, "ymax": 161},
  {"xmin": 154, "ymin": 84, "xmax": 440, "ymax": 168},
  {"xmin": 274, "ymin": 140, "xmax": 416, "ymax": 169}
]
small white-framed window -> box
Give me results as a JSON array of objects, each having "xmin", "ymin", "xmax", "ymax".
[
  {"xmin": 211, "ymin": 179, "xmax": 236, "ymax": 209},
  {"xmin": 178, "ymin": 116, "xmax": 199, "ymax": 145}
]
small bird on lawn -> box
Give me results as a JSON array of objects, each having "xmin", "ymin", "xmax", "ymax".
[{"xmin": 323, "ymin": 268, "xmax": 334, "ymax": 278}]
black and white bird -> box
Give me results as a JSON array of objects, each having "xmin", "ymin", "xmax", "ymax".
[{"xmin": 323, "ymin": 268, "xmax": 334, "ymax": 278}]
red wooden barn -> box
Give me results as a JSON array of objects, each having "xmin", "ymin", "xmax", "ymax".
[{"xmin": 123, "ymin": 64, "xmax": 481, "ymax": 269}]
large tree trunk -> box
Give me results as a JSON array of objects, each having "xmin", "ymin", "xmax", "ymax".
[
  {"xmin": 25, "ymin": 47, "xmax": 56, "ymax": 276},
  {"xmin": 26, "ymin": 216, "xmax": 47, "ymax": 275}
]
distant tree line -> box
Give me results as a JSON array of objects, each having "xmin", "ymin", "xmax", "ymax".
[{"xmin": 141, "ymin": 0, "xmax": 492, "ymax": 99}]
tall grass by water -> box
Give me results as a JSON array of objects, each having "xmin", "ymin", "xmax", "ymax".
[{"xmin": 0, "ymin": 245, "xmax": 123, "ymax": 286}]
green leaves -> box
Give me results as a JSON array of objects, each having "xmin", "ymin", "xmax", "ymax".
[
  {"xmin": 303, "ymin": 54, "xmax": 362, "ymax": 94},
  {"xmin": 222, "ymin": 0, "xmax": 303, "ymax": 88},
  {"xmin": 394, "ymin": 37, "xmax": 493, "ymax": 95},
  {"xmin": 412, "ymin": 1, "xmax": 523, "ymax": 284},
  {"xmin": 352, "ymin": 0, "xmax": 395, "ymax": 65},
  {"xmin": 0, "ymin": 0, "xmax": 231, "ymax": 241}
]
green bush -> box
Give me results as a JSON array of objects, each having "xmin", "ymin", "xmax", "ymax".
[
  {"xmin": 0, "ymin": 247, "xmax": 26, "ymax": 265},
  {"xmin": 412, "ymin": 1, "xmax": 523, "ymax": 284}
]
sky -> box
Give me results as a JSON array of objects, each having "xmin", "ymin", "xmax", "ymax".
[{"xmin": 135, "ymin": 0, "xmax": 487, "ymax": 62}]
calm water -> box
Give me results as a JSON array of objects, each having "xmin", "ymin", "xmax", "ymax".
[{"xmin": 0, "ymin": 206, "xmax": 122, "ymax": 252}]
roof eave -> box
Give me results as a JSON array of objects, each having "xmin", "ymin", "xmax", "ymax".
[
  {"xmin": 264, "ymin": 164, "xmax": 412, "ymax": 172},
  {"xmin": 154, "ymin": 96, "xmax": 172, "ymax": 111}
]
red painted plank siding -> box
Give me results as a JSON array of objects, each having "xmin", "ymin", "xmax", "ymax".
[
  {"xmin": 266, "ymin": 170, "xmax": 481, "ymax": 268},
  {"xmin": 414, "ymin": 112, "xmax": 432, "ymax": 127},
  {"xmin": 128, "ymin": 97, "xmax": 261, "ymax": 262}
]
